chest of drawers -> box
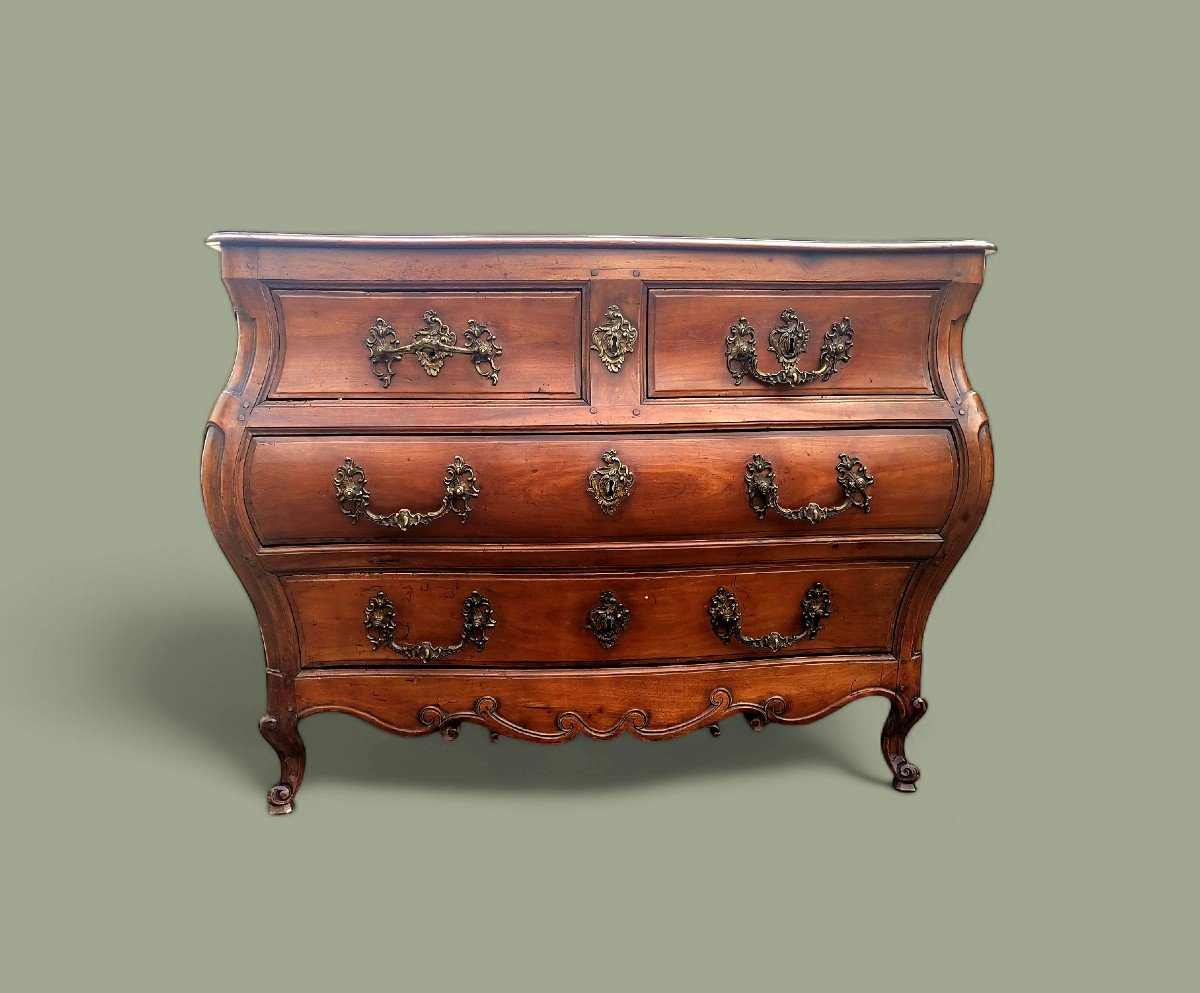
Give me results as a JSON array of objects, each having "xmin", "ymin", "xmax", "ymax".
[{"xmin": 202, "ymin": 233, "xmax": 994, "ymax": 814}]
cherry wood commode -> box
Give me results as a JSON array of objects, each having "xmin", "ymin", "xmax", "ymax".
[{"xmin": 202, "ymin": 233, "xmax": 994, "ymax": 813}]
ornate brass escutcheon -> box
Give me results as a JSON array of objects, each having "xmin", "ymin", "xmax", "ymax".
[
  {"xmin": 365, "ymin": 311, "xmax": 502, "ymax": 387},
  {"xmin": 745, "ymin": 453, "xmax": 873, "ymax": 523},
  {"xmin": 725, "ymin": 310, "xmax": 854, "ymax": 387},
  {"xmin": 364, "ymin": 590, "xmax": 496, "ymax": 662},
  {"xmin": 334, "ymin": 456, "xmax": 480, "ymax": 530},
  {"xmin": 586, "ymin": 450, "xmax": 634, "ymax": 515},
  {"xmin": 585, "ymin": 591, "xmax": 632, "ymax": 649},
  {"xmin": 708, "ymin": 582, "xmax": 833, "ymax": 653},
  {"xmin": 591, "ymin": 304, "xmax": 638, "ymax": 373}
]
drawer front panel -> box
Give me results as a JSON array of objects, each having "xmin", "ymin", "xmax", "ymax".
[
  {"xmin": 647, "ymin": 289, "xmax": 940, "ymax": 399},
  {"xmin": 246, "ymin": 429, "xmax": 957, "ymax": 546},
  {"xmin": 286, "ymin": 563, "xmax": 915, "ymax": 668},
  {"xmin": 270, "ymin": 290, "xmax": 582, "ymax": 399}
]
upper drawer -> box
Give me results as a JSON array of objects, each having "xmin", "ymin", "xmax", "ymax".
[
  {"xmin": 269, "ymin": 290, "xmax": 582, "ymax": 400},
  {"xmin": 245, "ymin": 429, "xmax": 956, "ymax": 547},
  {"xmin": 647, "ymin": 289, "xmax": 940, "ymax": 399}
]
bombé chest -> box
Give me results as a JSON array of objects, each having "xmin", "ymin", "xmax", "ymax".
[{"xmin": 202, "ymin": 233, "xmax": 994, "ymax": 813}]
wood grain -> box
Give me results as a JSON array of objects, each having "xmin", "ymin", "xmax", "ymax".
[
  {"xmin": 217, "ymin": 241, "xmax": 987, "ymax": 287},
  {"xmin": 245, "ymin": 428, "xmax": 957, "ymax": 546},
  {"xmin": 271, "ymin": 290, "xmax": 583, "ymax": 399},
  {"xmin": 647, "ymin": 288, "xmax": 939, "ymax": 398},
  {"xmin": 284, "ymin": 563, "xmax": 915, "ymax": 667}
]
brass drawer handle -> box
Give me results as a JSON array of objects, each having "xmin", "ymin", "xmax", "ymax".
[
  {"xmin": 708, "ymin": 582, "xmax": 832, "ymax": 652},
  {"xmin": 364, "ymin": 590, "xmax": 496, "ymax": 662},
  {"xmin": 365, "ymin": 311, "xmax": 503, "ymax": 387},
  {"xmin": 726, "ymin": 310, "xmax": 853, "ymax": 387},
  {"xmin": 334, "ymin": 456, "xmax": 480, "ymax": 530},
  {"xmin": 746, "ymin": 453, "xmax": 873, "ymax": 523}
]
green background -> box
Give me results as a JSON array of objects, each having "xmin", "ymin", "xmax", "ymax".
[{"xmin": 2, "ymin": 1, "xmax": 1193, "ymax": 989}]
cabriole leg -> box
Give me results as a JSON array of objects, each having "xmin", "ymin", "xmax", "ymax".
[
  {"xmin": 259, "ymin": 714, "xmax": 306, "ymax": 815},
  {"xmin": 881, "ymin": 696, "xmax": 927, "ymax": 792}
]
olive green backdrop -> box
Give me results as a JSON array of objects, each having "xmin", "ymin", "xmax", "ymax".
[{"xmin": 2, "ymin": 1, "xmax": 1193, "ymax": 989}]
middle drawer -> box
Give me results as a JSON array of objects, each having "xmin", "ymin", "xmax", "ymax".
[{"xmin": 246, "ymin": 430, "xmax": 957, "ymax": 546}]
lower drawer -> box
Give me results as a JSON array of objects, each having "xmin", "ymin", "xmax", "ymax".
[{"xmin": 285, "ymin": 563, "xmax": 916, "ymax": 668}]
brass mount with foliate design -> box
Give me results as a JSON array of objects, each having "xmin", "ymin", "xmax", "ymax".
[
  {"xmin": 585, "ymin": 591, "xmax": 632, "ymax": 649},
  {"xmin": 334, "ymin": 456, "xmax": 480, "ymax": 530},
  {"xmin": 725, "ymin": 310, "xmax": 854, "ymax": 387},
  {"xmin": 591, "ymin": 304, "xmax": 638, "ymax": 373},
  {"xmin": 708, "ymin": 582, "xmax": 833, "ymax": 652},
  {"xmin": 586, "ymin": 450, "xmax": 634, "ymax": 515},
  {"xmin": 364, "ymin": 590, "xmax": 496, "ymax": 662},
  {"xmin": 365, "ymin": 311, "xmax": 502, "ymax": 387},
  {"xmin": 745, "ymin": 453, "xmax": 873, "ymax": 523}
]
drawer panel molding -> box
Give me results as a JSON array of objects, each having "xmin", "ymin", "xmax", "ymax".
[
  {"xmin": 271, "ymin": 290, "xmax": 582, "ymax": 400},
  {"xmin": 648, "ymin": 288, "xmax": 940, "ymax": 399}
]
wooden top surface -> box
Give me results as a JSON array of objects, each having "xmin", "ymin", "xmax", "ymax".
[{"xmin": 207, "ymin": 231, "xmax": 996, "ymax": 254}]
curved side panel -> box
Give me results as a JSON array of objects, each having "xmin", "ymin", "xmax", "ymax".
[
  {"xmin": 202, "ymin": 253, "xmax": 303, "ymax": 718},
  {"xmin": 894, "ymin": 267, "xmax": 995, "ymax": 702}
]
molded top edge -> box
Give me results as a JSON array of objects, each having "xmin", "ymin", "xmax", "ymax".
[{"xmin": 206, "ymin": 231, "xmax": 996, "ymax": 254}]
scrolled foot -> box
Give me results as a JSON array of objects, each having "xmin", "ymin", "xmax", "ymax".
[
  {"xmin": 260, "ymin": 714, "xmax": 306, "ymax": 815},
  {"xmin": 891, "ymin": 760, "xmax": 921, "ymax": 793},
  {"xmin": 881, "ymin": 696, "xmax": 927, "ymax": 794},
  {"xmin": 267, "ymin": 783, "xmax": 295, "ymax": 815}
]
